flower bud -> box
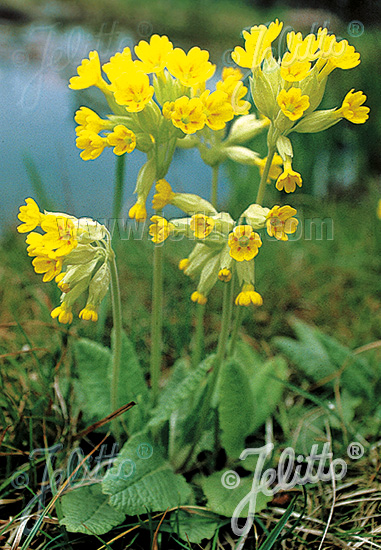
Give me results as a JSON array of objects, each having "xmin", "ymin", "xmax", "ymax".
[
  {"xmin": 242, "ymin": 204, "xmax": 270, "ymax": 229},
  {"xmin": 223, "ymin": 145, "xmax": 260, "ymax": 165},
  {"xmin": 171, "ymin": 193, "xmax": 217, "ymax": 216},
  {"xmin": 87, "ymin": 262, "xmax": 111, "ymax": 308},
  {"xmin": 276, "ymin": 135, "xmax": 293, "ymax": 162},
  {"xmin": 292, "ymin": 109, "xmax": 340, "ymax": 133},
  {"xmin": 226, "ymin": 114, "xmax": 269, "ymax": 145},
  {"xmin": 250, "ymin": 69, "xmax": 278, "ymax": 120},
  {"xmin": 77, "ymin": 218, "xmax": 107, "ymax": 242},
  {"xmin": 134, "ymin": 157, "xmax": 157, "ymax": 199}
]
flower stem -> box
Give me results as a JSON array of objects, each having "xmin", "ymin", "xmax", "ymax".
[
  {"xmin": 109, "ymin": 253, "xmax": 123, "ymax": 437},
  {"xmin": 112, "ymin": 154, "xmax": 126, "ymax": 243},
  {"xmin": 228, "ymin": 305, "xmax": 244, "ymax": 356},
  {"xmin": 210, "ymin": 165, "xmax": 219, "ymax": 208},
  {"xmin": 255, "ymin": 146, "xmax": 275, "ymax": 206},
  {"xmin": 181, "ymin": 279, "xmax": 234, "ymax": 469},
  {"xmin": 150, "ymin": 244, "xmax": 163, "ymax": 407},
  {"xmin": 192, "ymin": 303, "xmax": 205, "ymax": 368}
]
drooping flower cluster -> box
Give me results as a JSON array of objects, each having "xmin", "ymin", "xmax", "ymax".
[
  {"xmin": 69, "ymin": 36, "xmax": 269, "ymax": 221},
  {"xmin": 148, "ymin": 182, "xmax": 298, "ymax": 305},
  {"xmin": 228, "ymin": 20, "xmax": 370, "ymax": 192},
  {"xmin": 17, "ymin": 198, "xmax": 112, "ymax": 323}
]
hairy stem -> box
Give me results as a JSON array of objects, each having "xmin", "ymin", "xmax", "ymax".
[
  {"xmin": 109, "ymin": 254, "xmax": 123, "ymax": 437},
  {"xmin": 150, "ymin": 244, "xmax": 163, "ymax": 407},
  {"xmin": 255, "ymin": 146, "xmax": 275, "ymax": 206}
]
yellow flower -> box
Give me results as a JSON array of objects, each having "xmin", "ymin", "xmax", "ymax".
[
  {"xmin": 255, "ymin": 153, "xmax": 283, "ymax": 183},
  {"xmin": 26, "ymin": 232, "xmax": 44, "ymax": 256},
  {"xmin": 162, "ymin": 101, "xmax": 175, "ymax": 119},
  {"xmin": 76, "ymin": 130, "xmax": 107, "ymax": 160},
  {"xmin": 102, "ymin": 47, "xmax": 134, "ymax": 82},
  {"xmin": 280, "ymin": 52, "xmax": 311, "ymax": 82},
  {"xmin": 134, "ymin": 34, "xmax": 173, "ymax": 73},
  {"xmin": 171, "ymin": 96, "xmax": 206, "ymax": 134},
  {"xmin": 190, "ymin": 214, "xmax": 215, "ymax": 239},
  {"xmin": 129, "ymin": 202, "xmax": 147, "ymax": 222},
  {"xmin": 178, "ymin": 258, "xmax": 190, "ymax": 271},
  {"xmin": 222, "ymin": 67, "xmax": 243, "ymax": 81},
  {"xmin": 286, "ymin": 31, "xmax": 320, "ymax": 62},
  {"xmin": 235, "ymin": 283, "xmax": 263, "ymax": 306},
  {"xmin": 152, "ymin": 179, "xmax": 175, "ymax": 210},
  {"xmin": 232, "ymin": 19, "xmax": 283, "ymax": 68},
  {"xmin": 111, "ymin": 69, "xmax": 154, "ymax": 112},
  {"xmin": 32, "ymin": 255, "xmax": 63, "ymax": 282},
  {"xmin": 166, "ymin": 46, "xmax": 215, "ymax": 87},
  {"xmin": 17, "ymin": 198, "xmax": 44, "ymax": 233},
  {"xmin": 275, "ymin": 159, "xmax": 303, "ymax": 193},
  {"xmin": 107, "ymin": 125, "xmax": 136, "ymax": 155},
  {"xmin": 216, "ymin": 76, "xmax": 250, "ymax": 115},
  {"xmin": 69, "ymin": 51, "xmax": 108, "ymax": 91},
  {"xmin": 74, "ymin": 106, "xmax": 109, "ymax": 135},
  {"xmin": 228, "ymin": 225, "xmax": 262, "ymax": 261},
  {"xmin": 51, "ymin": 302, "xmax": 73, "ymax": 324},
  {"xmin": 149, "ymin": 215, "xmax": 175, "ymax": 243},
  {"xmin": 336, "ymin": 89, "xmax": 370, "ymax": 124},
  {"xmin": 56, "ymin": 272, "xmax": 70, "ymax": 293},
  {"xmin": 218, "ymin": 268, "xmax": 232, "ymax": 282},
  {"xmin": 40, "ymin": 215, "xmax": 78, "ymax": 258},
  {"xmin": 191, "ymin": 291, "xmax": 207, "ymax": 305},
  {"xmin": 200, "ymin": 90, "xmax": 234, "ymax": 130},
  {"xmin": 266, "ymin": 205, "xmax": 298, "ymax": 241},
  {"xmin": 79, "ymin": 304, "xmax": 98, "ymax": 322},
  {"xmin": 277, "ymin": 88, "xmax": 310, "ymax": 121}
]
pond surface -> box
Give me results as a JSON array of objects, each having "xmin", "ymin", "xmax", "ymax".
[{"xmin": 0, "ymin": 21, "xmax": 230, "ymax": 231}]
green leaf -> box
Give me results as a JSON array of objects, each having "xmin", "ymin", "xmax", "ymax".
[
  {"xmin": 218, "ymin": 359, "xmax": 254, "ymax": 458},
  {"xmin": 249, "ymin": 356, "xmax": 289, "ymax": 434},
  {"xmin": 60, "ymin": 483, "xmax": 125, "ymax": 534},
  {"xmin": 168, "ymin": 509, "xmax": 221, "ymax": 544},
  {"xmin": 110, "ymin": 331, "xmax": 149, "ymax": 433},
  {"xmin": 74, "ymin": 339, "xmax": 111, "ymax": 423},
  {"xmin": 200, "ymin": 470, "xmax": 272, "ymax": 518},
  {"xmin": 148, "ymin": 355, "xmax": 213, "ymax": 429},
  {"xmin": 273, "ymin": 318, "xmax": 372, "ymax": 398},
  {"xmin": 102, "ymin": 432, "xmax": 193, "ymax": 514}
]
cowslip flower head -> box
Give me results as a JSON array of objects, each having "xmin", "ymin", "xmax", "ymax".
[
  {"xmin": 191, "ymin": 291, "xmax": 208, "ymax": 305},
  {"xmin": 277, "ymin": 88, "xmax": 310, "ymax": 121},
  {"xmin": 149, "ymin": 216, "xmax": 175, "ymax": 243},
  {"xmin": 111, "ymin": 69, "xmax": 154, "ymax": 112},
  {"xmin": 228, "ymin": 225, "xmax": 262, "ymax": 261},
  {"xmin": 171, "ymin": 96, "xmax": 206, "ymax": 134},
  {"xmin": 152, "ymin": 179, "xmax": 175, "ymax": 210},
  {"xmin": 275, "ymin": 158, "xmax": 303, "ymax": 193},
  {"xmin": 51, "ymin": 302, "xmax": 73, "ymax": 324},
  {"xmin": 232, "ymin": 19, "xmax": 283, "ymax": 68},
  {"xmin": 280, "ymin": 52, "xmax": 311, "ymax": 82},
  {"xmin": 336, "ymin": 89, "xmax": 370, "ymax": 124},
  {"xmin": 134, "ymin": 34, "xmax": 173, "ymax": 74},
  {"xmin": 129, "ymin": 201, "xmax": 147, "ymax": 222},
  {"xmin": 218, "ymin": 268, "xmax": 232, "ymax": 282},
  {"xmin": 75, "ymin": 107, "xmax": 109, "ymax": 135},
  {"xmin": 40, "ymin": 215, "xmax": 78, "ymax": 259},
  {"xmin": 166, "ymin": 46, "xmax": 215, "ymax": 87},
  {"xmin": 76, "ymin": 130, "xmax": 107, "ymax": 161},
  {"xmin": 102, "ymin": 47, "xmax": 134, "ymax": 82},
  {"xmin": 190, "ymin": 214, "xmax": 215, "ymax": 239},
  {"xmin": 216, "ymin": 76, "xmax": 250, "ymax": 115},
  {"xmin": 69, "ymin": 51, "xmax": 108, "ymax": 91},
  {"xmin": 79, "ymin": 304, "xmax": 98, "ymax": 322},
  {"xmin": 17, "ymin": 198, "xmax": 44, "ymax": 233},
  {"xmin": 200, "ymin": 90, "xmax": 234, "ymax": 130},
  {"xmin": 107, "ymin": 125, "xmax": 136, "ymax": 155},
  {"xmin": 266, "ymin": 205, "xmax": 298, "ymax": 240},
  {"xmin": 32, "ymin": 255, "xmax": 63, "ymax": 282},
  {"xmin": 235, "ymin": 283, "xmax": 263, "ymax": 306}
]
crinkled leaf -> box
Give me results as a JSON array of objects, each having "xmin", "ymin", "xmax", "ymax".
[
  {"xmin": 60, "ymin": 483, "xmax": 125, "ymax": 534},
  {"xmin": 102, "ymin": 432, "xmax": 193, "ymax": 514},
  {"xmin": 201, "ymin": 470, "xmax": 272, "ymax": 518},
  {"xmin": 168, "ymin": 509, "xmax": 221, "ymax": 544}
]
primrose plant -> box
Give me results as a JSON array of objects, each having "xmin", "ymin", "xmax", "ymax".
[{"xmin": 17, "ymin": 20, "xmax": 369, "ymax": 540}]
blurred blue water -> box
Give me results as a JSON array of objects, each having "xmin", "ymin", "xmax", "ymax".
[{"xmin": 0, "ymin": 22, "xmax": 228, "ymax": 231}]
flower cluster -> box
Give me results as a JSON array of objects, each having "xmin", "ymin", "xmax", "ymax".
[
  {"xmin": 229, "ymin": 21, "xmax": 370, "ymax": 192},
  {"xmin": 17, "ymin": 198, "xmax": 112, "ymax": 323},
  {"xmin": 69, "ymin": 37, "xmax": 268, "ymax": 221},
  {"xmin": 148, "ymin": 182, "xmax": 298, "ymax": 305}
]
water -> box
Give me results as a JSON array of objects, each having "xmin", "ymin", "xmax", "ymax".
[{"xmin": 0, "ymin": 21, "xmax": 229, "ymax": 231}]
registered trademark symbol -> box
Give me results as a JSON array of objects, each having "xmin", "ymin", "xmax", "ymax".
[
  {"xmin": 347, "ymin": 442, "xmax": 364, "ymax": 459},
  {"xmin": 348, "ymin": 21, "xmax": 364, "ymax": 38}
]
